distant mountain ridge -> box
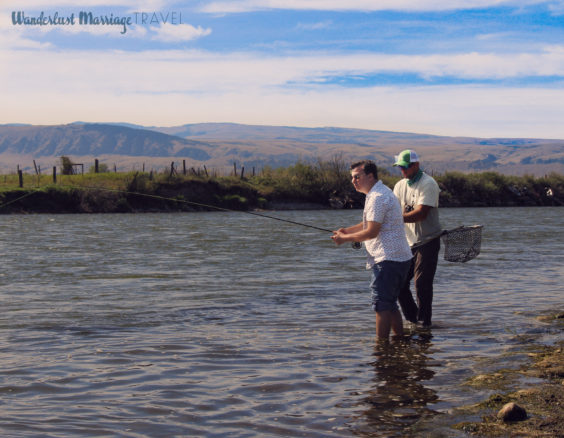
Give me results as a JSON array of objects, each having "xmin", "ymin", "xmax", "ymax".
[
  {"xmin": 0, "ymin": 123, "xmax": 212, "ymax": 160},
  {"xmin": 0, "ymin": 122, "xmax": 563, "ymax": 176}
]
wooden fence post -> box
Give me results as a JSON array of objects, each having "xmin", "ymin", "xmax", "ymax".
[
  {"xmin": 33, "ymin": 160, "xmax": 40, "ymax": 185},
  {"xmin": 53, "ymin": 166, "xmax": 57, "ymax": 183},
  {"xmin": 95, "ymin": 159, "xmax": 99, "ymax": 173},
  {"xmin": 18, "ymin": 169, "xmax": 23, "ymax": 188},
  {"xmin": 183, "ymin": 160, "xmax": 186, "ymax": 175}
]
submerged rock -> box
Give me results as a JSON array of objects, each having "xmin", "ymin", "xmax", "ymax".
[{"xmin": 497, "ymin": 402, "xmax": 527, "ymax": 422}]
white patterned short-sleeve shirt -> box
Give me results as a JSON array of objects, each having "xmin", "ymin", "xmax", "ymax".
[{"xmin": 363, "ymin": 180, "xmax": 413, "ymax": 268}]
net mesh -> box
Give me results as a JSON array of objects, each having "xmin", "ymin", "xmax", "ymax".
[{"xmin": 441, "ymin": 225, "xmax": 483, "ymax": 263}]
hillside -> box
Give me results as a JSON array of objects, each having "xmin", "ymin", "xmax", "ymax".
[
  {"xmin": 0, "ymin": 122, "xmax": 563, "ymax": 176},
  {"xmin": 0, "ymin": 123, "xmax": 212, "ymax": 159},
  {"xmin": 156, "ymin": 123, "xmax": 564, "ymax": 176}
]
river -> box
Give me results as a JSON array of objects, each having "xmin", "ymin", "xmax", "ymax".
[{"xmin": 0, "ymin": 207, "xmax": 562, "ymax": 437}]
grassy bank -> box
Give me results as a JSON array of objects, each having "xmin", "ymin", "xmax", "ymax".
[{"xmin": 1, "ymin": 161, "xmax": 563, "ymax": 213}]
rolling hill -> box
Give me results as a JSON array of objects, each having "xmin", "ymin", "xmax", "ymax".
[{"xmin": 0, "ymin": 122, "xmax": 562, "ymax": 176}]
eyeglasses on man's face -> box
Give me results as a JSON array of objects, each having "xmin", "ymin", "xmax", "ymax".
[{"xmin": 352, "ymin": 173, "xmax": 365, "ymax": 180}]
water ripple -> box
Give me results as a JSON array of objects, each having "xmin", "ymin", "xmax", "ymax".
[{"xmin": 0, "ymin": 208, "xmax": 562, "ymax": 436}]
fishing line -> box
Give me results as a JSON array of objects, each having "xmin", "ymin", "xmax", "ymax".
[
  {"xmin": 70, "ymin": 184, "xmax": 338, "ymax": 232},
  {"xmin": 78, "ymin": 184, "xmax": 364, "ymax": 248},
  {"xmin": 0, "ymin": 183, "xmax": 365, "ymax": 249},
  {"xmin": 0, "ymin": 188, "xmax": 42, "ymax": 209},
  {"xmin": 0, "ymin": 183, "xmax": 362, "ymax": 248}
]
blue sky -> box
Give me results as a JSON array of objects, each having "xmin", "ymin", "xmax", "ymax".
[{"xmin": 2, "ymin": 1, "xmax": 564, "ymax": 138}]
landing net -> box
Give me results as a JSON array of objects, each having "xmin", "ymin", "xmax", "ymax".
[{"xmin": 441, "ymin": 225, "xmax": 483, "ymax": 263}]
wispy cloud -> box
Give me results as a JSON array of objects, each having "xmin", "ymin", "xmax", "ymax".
[
  {"xmin": 199, "ymin": 0, "xmax": 551, "ymax": 13},
  {"xmin": 2, "ymin": 39, "xmax": 564, "ymax": 131},
  {"xmin": 2, "ymin": 0, "xmax": 172, "ymax": 10},
  {"xmin": 331, "ymin": 49, "xmax": 564, "ymax": 80},
  {"xmin": 4, "ymin": 47, "xmax": 563, "ymax": 96},
  {"xmin": 0, "ymin": 30, "xmax": 52, "ymax": 49},
  {"xmin": 150, "ymin": 23, "xmax": 212, "ymax": 42},
  {"xmin": 296, "ymin": 20, "xmax": 333, "ymax": 31},
  {"xmin": 2, "ymin": 0, "xmax": 564, "ymax": 137}
]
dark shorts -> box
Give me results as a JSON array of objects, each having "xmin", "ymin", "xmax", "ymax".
[{"xmin": 370, "ymin": 260, "xmax": 412, "ymax": 312}]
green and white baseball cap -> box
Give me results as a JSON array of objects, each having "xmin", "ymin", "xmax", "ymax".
[{"xmin": 393, "ymin": 149, "xmax": 419, "ymax": 168}]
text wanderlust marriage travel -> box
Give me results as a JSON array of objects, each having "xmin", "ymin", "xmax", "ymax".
[{"xmin": 11, "ymin": 11, "xmax": 183, "ymax": 35}]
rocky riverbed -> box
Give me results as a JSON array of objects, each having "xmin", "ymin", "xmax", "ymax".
[{"xmin": 452, "ymin": 312, "xmax": 564, "ymax": 437}]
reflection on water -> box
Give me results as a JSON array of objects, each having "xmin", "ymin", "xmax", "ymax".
[
  {"xmin": 0, "ymin": 207, "xmax": 562, "ymax": 437},
  {"xmin": 352, "ymin": 333, "xmax": 438, "ymax": 437}
]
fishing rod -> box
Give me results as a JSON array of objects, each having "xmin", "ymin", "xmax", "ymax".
[
  {"xmin": 0, "ymin": 183, "xmax": 362, "ymax": 248},
  {"xmin": 39, "ymin": 184, "xmax": 363, "ymax": 249}
]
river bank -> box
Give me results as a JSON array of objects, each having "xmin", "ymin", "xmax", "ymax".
[
  {"xmin": 0, "ymin": 172, "xmax": 563, "ymax": 214},
  {"xmin": 449, "ymin": 311, "xmax": 564, "ymax": 437}
]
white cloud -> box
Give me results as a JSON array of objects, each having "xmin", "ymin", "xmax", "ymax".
[
  {"xmin": 200, "ymin": 0, "xmax": 552, "ymax": 13},
  {"xmin": 0, "ymin": 33, "xmax": 52, "ymax": 49},
  {"xmin": 3, "ymin": 46, "xmax": 564, "ymax": 94},
  {"xmin": 1, "ymin": 0, "xmax": 172, "ymax": 10},
  {"xmin": 351, "ymin": 49, "xmax": 564, "ymax": 79},
  {"xmin": 3, "ymin": 44, "xmax": 564, "ymax": 137},
  {"xmin": 3, "ymin": 79, "xmax": 564, "ymax": 138},
  {"xmin": 0, "ymin": 21, "xmax": 52, "ymax": 49},
  {"xmin": 2, "ymin": 1, "xmax": 563, "ymax": 139},
  {"xmin": 1, "ymin": 0, "xmax": 552, "ymax": 13},
  {"xmin": 150, "ymin": 23, "xmax": 212, "ymax": 42}
]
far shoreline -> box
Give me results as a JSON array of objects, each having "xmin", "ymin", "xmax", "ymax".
[{"xmin": 0, "ymin": 165, "xmax": 562, "ymax": 214}]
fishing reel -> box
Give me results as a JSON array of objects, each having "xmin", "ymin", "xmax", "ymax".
[{"xmin": 352, "ymin": 242, "xmax": 362, "ymax": 250}]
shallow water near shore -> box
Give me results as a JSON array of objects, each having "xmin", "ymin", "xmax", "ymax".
[{"xmin": 0, "ymin": 207, "xmax": 562, "ymax": 437}]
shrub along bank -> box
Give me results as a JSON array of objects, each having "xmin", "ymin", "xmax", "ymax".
[{"xmin": 0, "ymin": 162, "xmax": 562, "ymax": 214}]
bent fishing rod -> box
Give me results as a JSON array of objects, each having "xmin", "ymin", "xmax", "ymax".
[{"xmin": 22, "ymin": 184, "xmax": 363, "ymax": 249}]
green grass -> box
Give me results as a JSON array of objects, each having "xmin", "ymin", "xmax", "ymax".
[{"xmin": 0, "ymin": 161, "xmax": 562, "ymax": 213}]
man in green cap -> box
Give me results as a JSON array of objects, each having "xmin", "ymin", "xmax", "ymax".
[{"xmin": 393, "ymin": 150, "xmax": 442, "ymax": 327}]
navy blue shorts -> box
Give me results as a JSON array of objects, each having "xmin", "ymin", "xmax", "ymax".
[{"xmin": 370, "ymin": 260, "xmax": 411, "ymax": 312}]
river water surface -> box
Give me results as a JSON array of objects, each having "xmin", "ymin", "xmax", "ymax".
[{"xmin": 0, "ymin": 207, "xmax": 562, "ymax": 437}]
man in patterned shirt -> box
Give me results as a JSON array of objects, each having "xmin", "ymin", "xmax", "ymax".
[{"xmin": 332, "ymin": 160, "xmax": 413, "ymax": 340}]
